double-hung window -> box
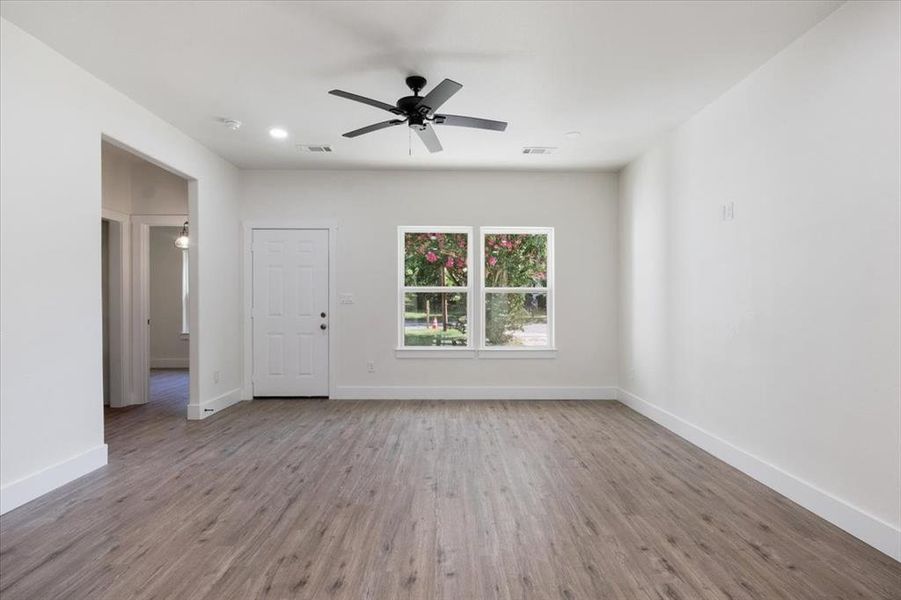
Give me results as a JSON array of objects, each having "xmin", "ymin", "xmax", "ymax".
[
  {"xmin": 398, "ymin": 227, "xmax": 473, "ymax": 350},
  {"xmin": 397, "ymin": 226, "xmax": 554, "ymax": 355},
  {"xmin": 480, "ymin": 227, "xmax": 554, "ymax": 351}
]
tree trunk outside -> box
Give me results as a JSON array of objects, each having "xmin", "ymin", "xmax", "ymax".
[{"xmin": 440, "ymin": 268, "xmax": 449, "ymax": 331}]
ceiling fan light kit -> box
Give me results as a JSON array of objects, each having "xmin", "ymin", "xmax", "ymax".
[{"xmin": 329, "ymin": 75, "xmax": 508, "ymax": 153}]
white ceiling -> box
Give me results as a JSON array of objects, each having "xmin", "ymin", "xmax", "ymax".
[{"xmin": 1, "ymin": 1, "xmax": 841, "ymax": 171}]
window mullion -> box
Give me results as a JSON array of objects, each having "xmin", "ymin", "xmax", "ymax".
[
  {"xmin": 403, "ymin": 286, "xmax": 470, "ymax": 293},
  {"xmin": 483, "ymin": 287, "xmax": 549, "ymax": 293}
]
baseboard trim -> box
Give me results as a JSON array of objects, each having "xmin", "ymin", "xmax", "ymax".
[
  {"xmin": 0, "ymin": 444, "xmax": 108, "ymax": 515},
  {"xmin": 150, "ymin": 358, "xmax": 189, "ymax": 369},
  {"xmin": 187, "ymin": 387, "xmax": 243, "ymax": 420},
  {"xmin": 616, "ymin": 388, "xmax": 901, "ymax": 562},
  {"xmin": 333, "ymin": 386, "xmax": 618, "ymax": 400}
]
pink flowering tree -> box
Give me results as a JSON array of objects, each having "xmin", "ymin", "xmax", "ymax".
[
  {"xmin": 483, "ymin": 234, "xmax": 547, "ymax": 286},
  {"xmin": 405, "ymin": 233, "xmax": 468, "ymax": 333},
  {"xmin": 483, "ymin": 234, "xmax": 548, "ymax": 344}
]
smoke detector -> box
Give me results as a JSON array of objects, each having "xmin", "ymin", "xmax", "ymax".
[
  {"xmin": 219, "ymin": 118, "xmax": 242, "ymax": 130},
  {"xmin": 522, "ymin": 146, "xmax": 556, "ymax": 155}
]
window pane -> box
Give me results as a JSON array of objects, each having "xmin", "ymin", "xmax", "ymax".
[
  {"xmin": 485, "ymin": 293, "xmax": 548, "ymax": 347},
  {"xmin": 404, "ymin": 232, "xmax": 468, "ymax": 287},
  {"xmin": 404, "ymin": 292, "xmax": 468, "ymax": 346},
  {"xmin": 484, "ymin": 233, "xmax": 547, "ymax": 287}
]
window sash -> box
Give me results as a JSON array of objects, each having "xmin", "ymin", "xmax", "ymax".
[
  {"xmin": 479, "ymin": 227, "xmax": 554, "ymax": 350},
  {"xmin": 398, "ymin": 226, "xmax": 473, "ymax": 349}
]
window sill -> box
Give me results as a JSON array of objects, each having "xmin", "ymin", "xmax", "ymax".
[
  {"xmin": 478, "ymin": 348, "xmax": 557, "ymax": 359},
  {"xmin": 394, "ymin": 347, "xmax": 557, "ymax": 359},
  {"xmin": 395, "ymin": 348, "xmax": 476, "ymax": 359}
]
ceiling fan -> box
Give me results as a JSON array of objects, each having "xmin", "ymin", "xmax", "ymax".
[{"xmin": 328, "ymin": 75, "xmax": 508, "ymax": 153}]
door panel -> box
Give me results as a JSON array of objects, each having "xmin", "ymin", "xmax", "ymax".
[
  {"xmin": 252, "ymin": 229, "xmax": 329, "ymax": 396},
  {"xmin": 267, "ymin": 266, "xmax": 284, "ymax": 315},
  {"xmin": 296, "ymin": 266, "xmax": 314, "ymax": 315}
]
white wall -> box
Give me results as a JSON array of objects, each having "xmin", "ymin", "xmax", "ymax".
[
  {"xmin": 102, "ymin": 141, "xmax": 189, "ymax": 216},
  {"xmin": 618, "ymin": 1, "xmax": 900, "ymax": 559},
  {"xmin": 241, "ymin": 170, "xmax": 619, "ymax": 397},
  {"xmin": 0, "ymin": 18, "xmax": 242, "ymax": 513},
  {"xmin": 101, "ymin": 143, "xmax": 133, "ymax": 215},
  {"xmin": 149, "ymin": 227, "xmax": 188, "ymax": 368}
]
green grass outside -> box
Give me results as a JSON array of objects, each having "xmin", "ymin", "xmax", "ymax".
[{"xmin": 403, "ymin": 328, "xmax": 467, "ymax": 346}]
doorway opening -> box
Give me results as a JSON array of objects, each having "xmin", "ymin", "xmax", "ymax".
[
  {"xmin": 146, "ymin": 224, "xmax": 190, "ymax": 414},
  {"xmin": 100, "ymin": 139, "xmax": 192, "ymax": 430}
]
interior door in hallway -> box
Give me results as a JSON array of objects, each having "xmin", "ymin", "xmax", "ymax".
[{"xmin": 252, "ymin": 229, "xmax": 329, "ymax": 396}]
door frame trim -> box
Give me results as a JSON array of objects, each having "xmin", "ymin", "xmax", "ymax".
[
  {"xmin": 242, "ymin": 221, "xmax": 339, "ymax": 399},
  {"xmin": 101, "ymin": 209, "xmax": 131, "ymax": 407}
]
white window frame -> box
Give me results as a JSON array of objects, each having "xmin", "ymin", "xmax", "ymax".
[
  {"xmin": 397, "ymin": 226, "xmax": 474, "ymax": 357},
  {"xmin": 479, "ymin": 227, "xmax": 555, "ymax": 356},
  {"xmin": 180, "ymin": 248, "xmax": 190, "ymax": 337}
]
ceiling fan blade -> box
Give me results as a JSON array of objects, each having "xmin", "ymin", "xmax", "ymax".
[
  {"xmin": 433, "ymin": 114, "xmax": 507, "ymax": 132},
  {"xmin": 414, "ymin": 124, "xmax": 443, "ymax": 153},
  {"xmin": 415, "ymin": 79, "xmax": 462, "ymax": 116},
  {"xmin": 329, "ymin": 90, "xmax": 403, "ymax": 115},
  {"xmin": 342, "ymin": 119, "xmax": 406, "ymax": 138}
]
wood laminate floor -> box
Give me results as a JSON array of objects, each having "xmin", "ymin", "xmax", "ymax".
[{"xmin": 1, "ymin": 370, "xmax": 898, "ymax": 599}]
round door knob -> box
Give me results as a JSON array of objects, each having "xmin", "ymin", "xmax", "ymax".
[{"xmin": 320, "ymin": 323, "xmax": 327, "ymax": 330}]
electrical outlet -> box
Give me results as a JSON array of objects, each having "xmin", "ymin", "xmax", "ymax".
[
  {"xmin": 366, "ymin": 361, "xmax": 375, "ymax": 373},
  {"xmin": 213, "ymin": 370, "xmax": 220, "ymax": 384}
]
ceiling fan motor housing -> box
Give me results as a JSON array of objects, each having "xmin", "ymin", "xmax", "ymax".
[
  {"xmin": 398, "ymin": 75, "xmax": 431, "ymax": 119},
  {"xmin": 405, "ymin": 75, "xmax": 427, "ymax": 95},
  {"xmin": 396, "ymin": 95, "xmax": 424, "ymax": 114}
]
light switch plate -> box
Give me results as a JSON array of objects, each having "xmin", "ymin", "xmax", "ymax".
[
  {"xmin": 722, "ymin": 202, "xmax": 735, "ymax": 221},
  {"xmin": 339, "ymin": 293, "xmax": 355, "ymax": 305}
]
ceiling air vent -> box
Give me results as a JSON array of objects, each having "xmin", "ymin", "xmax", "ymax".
[
  {"xmin": 522, "ymin": 146, "xmax": 556, "ymax": 155},
  {"xmin": 296, "ymin": 144, "xmax": 333, "ymax": 153}
]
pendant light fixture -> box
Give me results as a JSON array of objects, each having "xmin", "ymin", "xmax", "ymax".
[{"xmin": 174, "ymin": 221, "xmax": 190, "ymax": 249}]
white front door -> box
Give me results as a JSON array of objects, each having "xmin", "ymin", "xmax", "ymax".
[{"xmin": 252, "ymin": 229, "xmax": 329, "ymax": 397}]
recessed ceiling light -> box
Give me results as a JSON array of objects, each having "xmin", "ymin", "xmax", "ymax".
[
  {"xmin": 564, "ymin": 131, "xmax": 582, "ymax": 139},
  {"xmin": 269, "ymin": 127, "xmax": 288, "ymax": 139}
]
